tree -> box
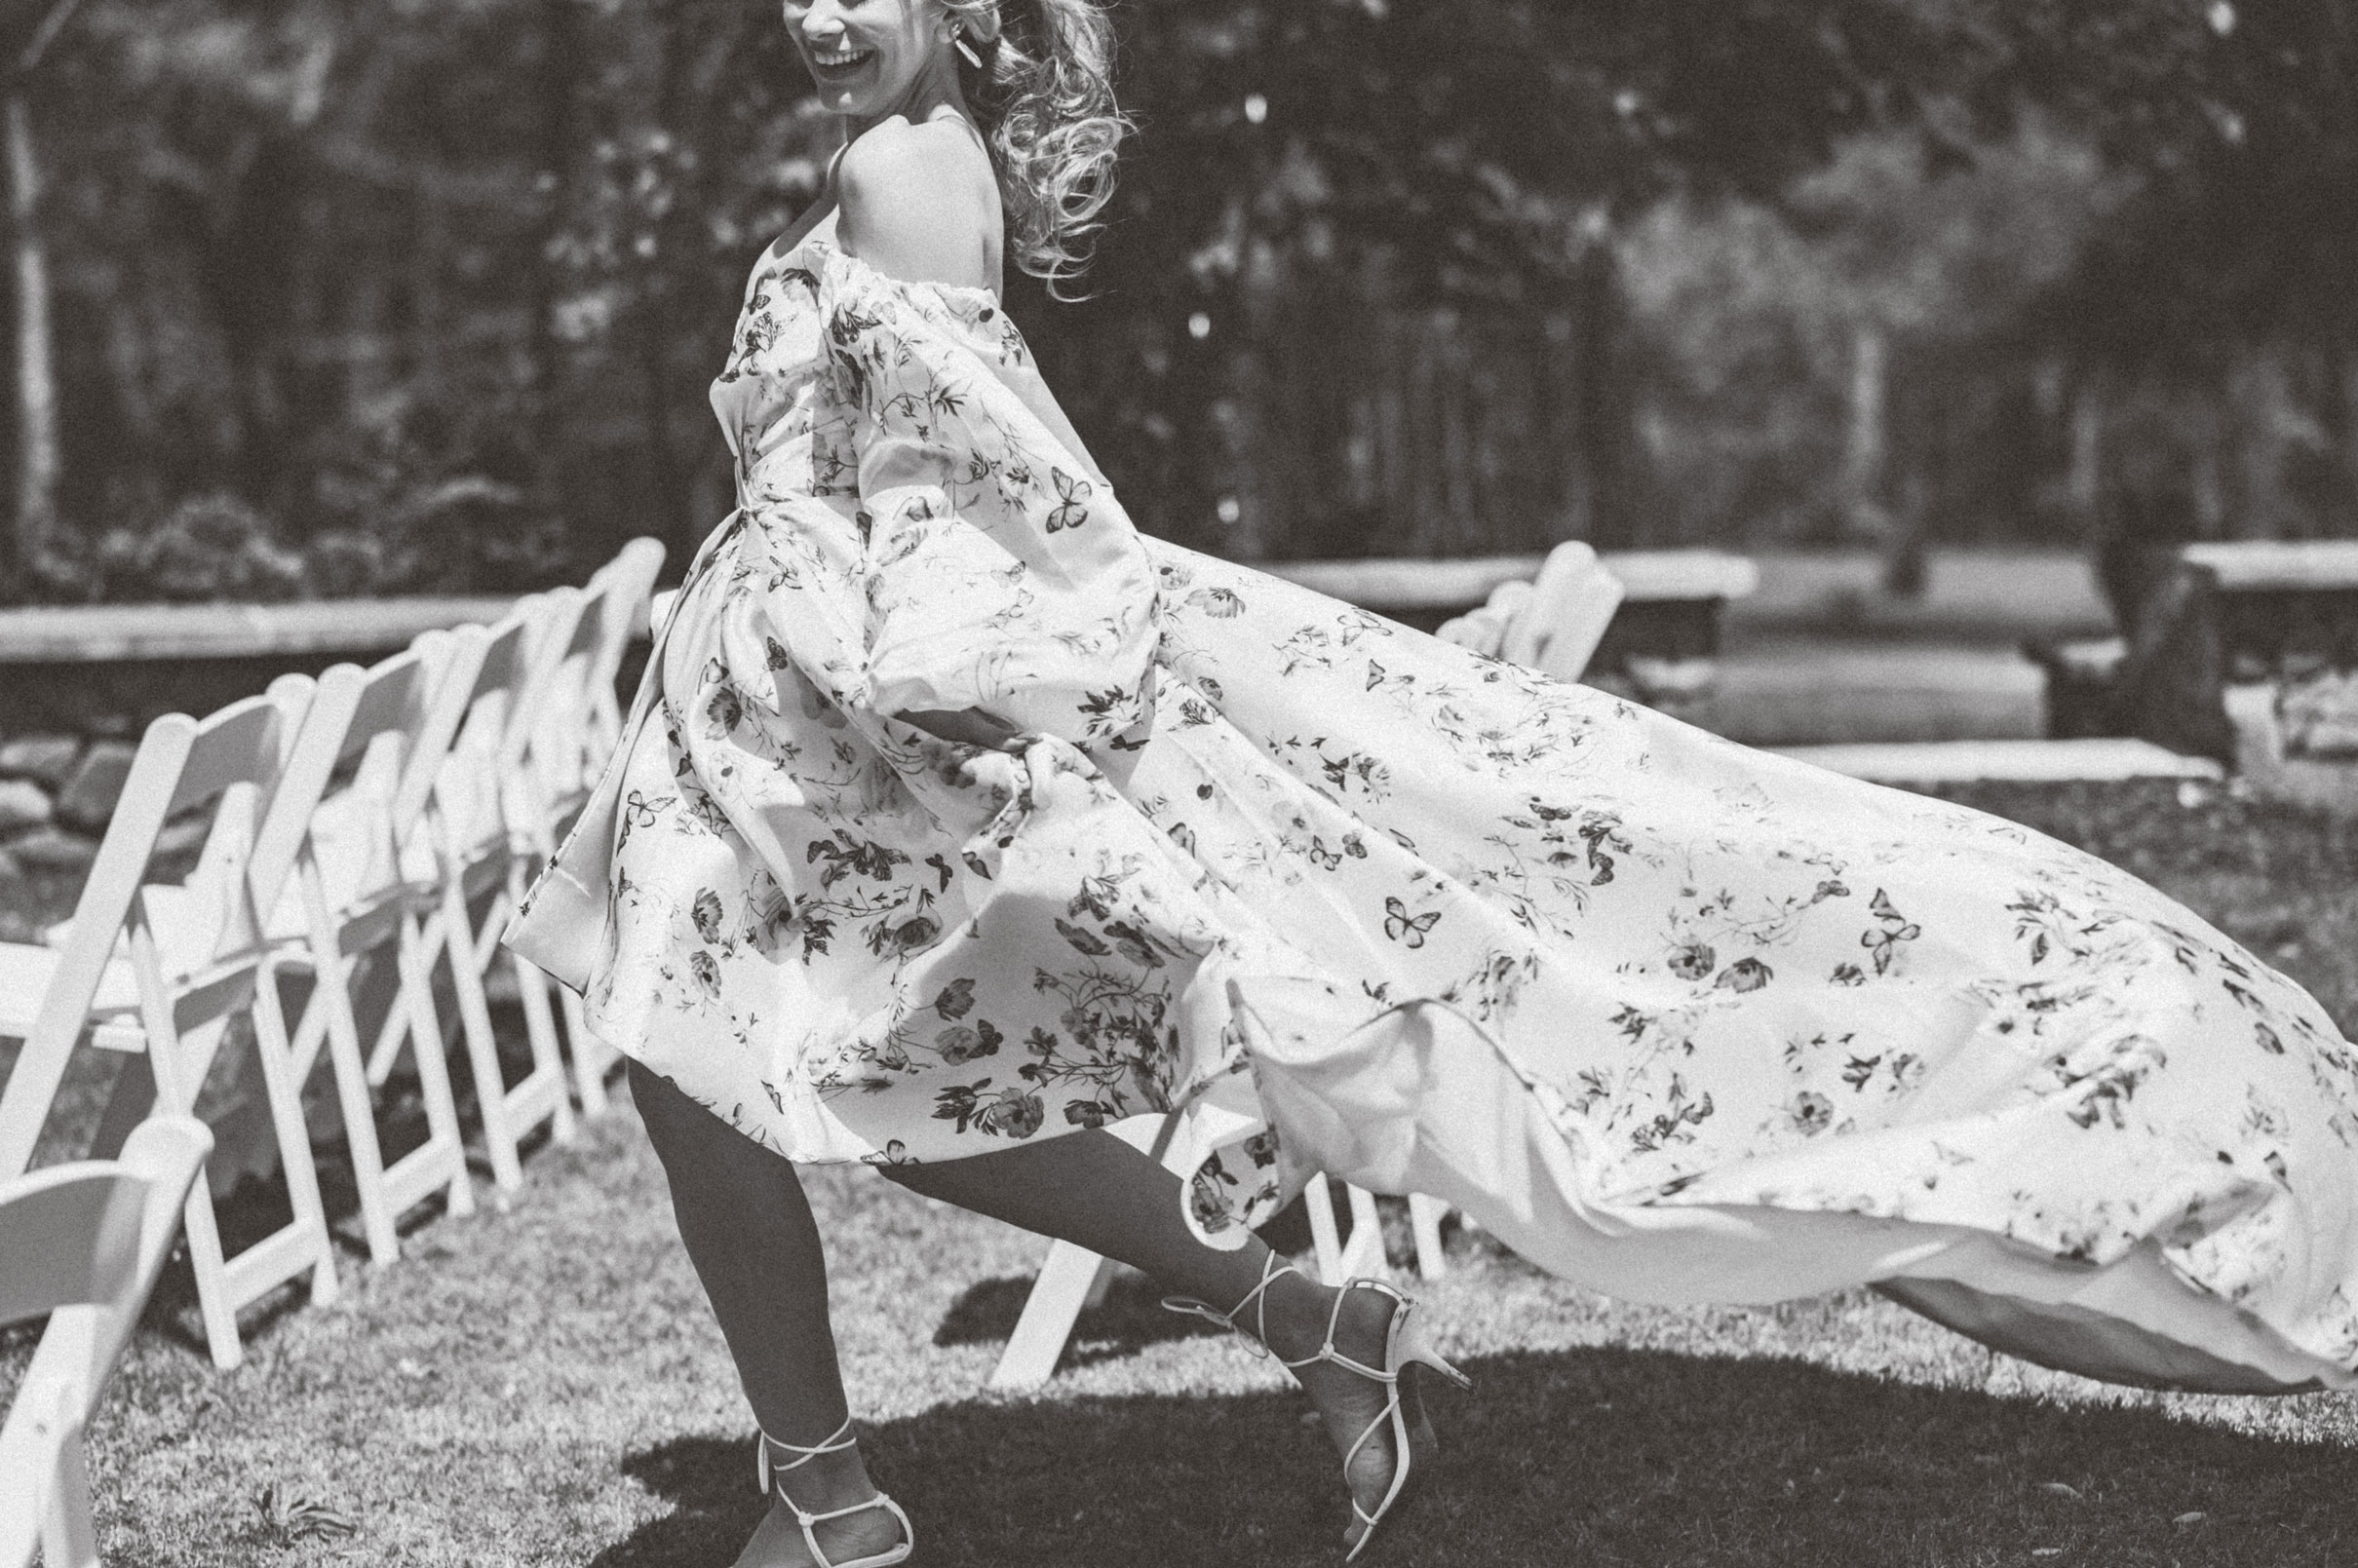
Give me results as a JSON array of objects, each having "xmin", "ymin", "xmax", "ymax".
[{"xmin": 4, "ymin": 0, "xmax": 84, "ymax": 573}]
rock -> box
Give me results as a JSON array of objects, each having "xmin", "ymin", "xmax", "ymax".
[
  {"xmin": 10, "ymin": 824, "xmax": 99, "ymax": 874},
  {"xmin": 0, "ymin": 778, "xmax": 51, "ymax": 833},
  {"xmin": 0, "ymin": 733, "xmax": 80, "ymax": 788},
  {"xmin": 56, "ymin": 741, "xmax": 137, "ymax": 832}
]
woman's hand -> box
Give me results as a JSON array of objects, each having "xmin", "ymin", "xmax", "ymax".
[{"xmin": 898, "ymin": 707, "xmax": 1028, "ymax": 753}]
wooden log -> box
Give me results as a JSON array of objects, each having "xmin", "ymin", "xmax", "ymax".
[{"xmin": 0, "ymin": 596, "xmax": 525, "ymax": 663}]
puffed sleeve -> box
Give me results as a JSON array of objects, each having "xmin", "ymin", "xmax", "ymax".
[{"xmin": 815, "ymin": 246, "xmax": 1158, "ymax": 752}]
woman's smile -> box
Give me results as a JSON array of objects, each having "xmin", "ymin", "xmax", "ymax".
[{"xmin": 808, "ymin": 40, "xmax": 876, "ymax": 83}]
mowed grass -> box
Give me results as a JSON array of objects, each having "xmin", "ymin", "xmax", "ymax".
[{"xmin": 3, "ymin": 777, "xmax": 2358, "ymax": 1566}]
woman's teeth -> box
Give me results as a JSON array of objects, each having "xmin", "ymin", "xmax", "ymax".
[{"xmin": 813, "ymin": 47, "xmax": 872, "ymax": 69}]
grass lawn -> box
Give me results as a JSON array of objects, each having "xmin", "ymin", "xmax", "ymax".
[{"xmin": 6, "ymin": 779, "xmax": 2358, "ymax": 1566}]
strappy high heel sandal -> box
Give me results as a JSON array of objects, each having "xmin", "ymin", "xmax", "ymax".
[
  {"xmin": 1167, "ymin": 1253, "xmax": 1472, "ymax": 1561},
  {"xmin": 753, "ymin": 1416, "xmax": 913, "ymax": 1568}
]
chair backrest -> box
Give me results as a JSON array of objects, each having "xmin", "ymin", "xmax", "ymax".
[
  {"xmin": 1502, "ymin": 541, "xmax": 1627, "ymax": 682},
  {"xmin": 250, "ymin": 646, "xmax": 445, "ymax": 921},
  {"xmin": 584, "ymin": 539, "xmax": 664, "ymax": 708},
  {"xmin": 586, "ymin": 541, "xmax": 665, "ymax": 731},
  {"xmin": 0, "ymin": 1115, "xmax": 207, "ymax": 1320},
  {"xmin": 0, "ymin": 1117, "xmax": 209, "ymax": 1568},
  {"xmin": 0, "ymin": 692, "xmax": 310, "ymax": 1179},
  {"xmin": 517, "ymin": 583, "xmax": 601, "ymax": 800},
  {"xmin": 391, "ymin": 624, "xmax": 488, "ymax": 838},
  {"xmin": 429, "ymin": 605, "xmax": 544, "ymax": 855},
  {"xmin": 0, "ymin": 1165, "xmax": 145, "ymax": 1327}
]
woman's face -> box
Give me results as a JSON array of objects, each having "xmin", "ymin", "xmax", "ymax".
[{"xmin": 781, "ymin": 0, "xmax": 953, "ymax": 119}]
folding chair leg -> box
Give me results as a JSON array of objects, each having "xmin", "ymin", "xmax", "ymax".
[
  {"xmin": 1305, "ymin": 1172, "xmax": 1345, "ymax": 1284},
  {"xmin": 1341, "ymin": 1183, "xmax": 1386, "ymax": 1279},
  {"xmin": 988, "ymin": 1239, "xmax": 1109, "ymax": 1391},
  {"xmin": 507, "ymin": 945, "xmax": 579, "ymax": 1147},
  {"xmin": 560, "ymin": 986, "xmax": 618, "ymax": 1119},
  {"xmin": 174, "ymin": 1149, "xmax": 245, "ymax": 1370},
  {"xmin": 247, "ymin": 967, "xmax": 339, "ymax": 1310},
  {"xmin": 310, "ymin": 949, "xmax": 404, "ymax": 1266},
  {"xmin": 41, "ymin": 1420, "xmax": 97, "ymax": 1568},
  {"xmin": 397, "ymin": 912, "xmax": 476, "ymax": 1220},
  {"xmin": 1304, "ymin": 1174, "xmax": 1390, "ymax": 1284},
  {"xmin": 443, "ymin": 881, "xmax": 526, "ymax": 1193},
  {"xmin": 986, "ymin": 1115, "xmax": 1177, "ymax": 1391},
  {"xmin": 1408, "ymin": 1193, "xmax": 1450, "ymax": 1281}
]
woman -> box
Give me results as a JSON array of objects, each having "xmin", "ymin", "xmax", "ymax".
[{"xmin": 509, "ymin": 1, "xmax": 2358, "ymax": 1563}]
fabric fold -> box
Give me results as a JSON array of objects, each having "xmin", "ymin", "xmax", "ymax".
[{"xmin": 817, "ymin": 247, "xmax": 1159, "ymax": 754}]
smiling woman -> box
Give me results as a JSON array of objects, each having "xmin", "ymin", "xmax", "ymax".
[{"xmin": 504, "ymin": 2, "xmax": 2358, "ymax": 1566}]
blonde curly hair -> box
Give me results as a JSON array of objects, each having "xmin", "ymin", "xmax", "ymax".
[{"xmin": 940, "ymin": 0, "xmax": 1129, "ymax": 298}]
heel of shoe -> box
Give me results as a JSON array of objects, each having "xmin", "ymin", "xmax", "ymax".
[{"xmin": 1396, "ymin": 1314, "xmax": 1472, "ymax": 1392}]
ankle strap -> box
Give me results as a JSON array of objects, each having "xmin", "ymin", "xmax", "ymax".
[
  {"xmin": 754, "ymin": 1414, "xmax": 857, "ymax": 1494},
  {"xmin": 1161, "ymin": 1251, "xmax": 1297, "ymax": 1358},
  {"xmin": 1275, "ymin": 1276, "xmax": 1405, "ymax": 1380},
  {"xmin": 754, "ymin": 1417, "xmax": 915, "ymax": 1568}
]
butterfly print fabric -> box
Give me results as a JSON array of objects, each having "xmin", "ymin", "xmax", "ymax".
[{"xmin": 508, "ymin": 222, "xmax": 2358, "ymax": 1396}]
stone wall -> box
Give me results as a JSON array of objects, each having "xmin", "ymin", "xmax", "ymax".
[{"xmin": 0, "ymin": 639, "xmax": 651, "ymax": 939}]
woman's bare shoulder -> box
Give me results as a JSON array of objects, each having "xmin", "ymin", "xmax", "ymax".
[{"xmin": 837, "ymin": 115, "xmax": 1000, "ymax": 292}]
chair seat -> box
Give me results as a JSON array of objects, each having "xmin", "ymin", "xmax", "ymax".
[{"xmin": 0, "ymin": 940, "xmax": 139, "ymax": 1039}]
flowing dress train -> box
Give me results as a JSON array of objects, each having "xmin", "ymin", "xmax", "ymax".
[{"xmin": 507, "ymin": 220, "xmax": 2358, "ymax": 1395}]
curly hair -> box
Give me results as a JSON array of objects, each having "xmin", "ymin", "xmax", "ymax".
[{"xmin": 940, "ymin": 0, "xmax": 1129, "ymax": 298}]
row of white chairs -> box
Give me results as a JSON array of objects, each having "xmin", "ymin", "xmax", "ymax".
[{"xmin": 0, "ymin": 538, "xmax": 664, "ymax": 1370}]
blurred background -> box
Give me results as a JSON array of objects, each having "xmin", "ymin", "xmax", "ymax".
[{"xmin": 0, "ymin": 0, "xmax": 2348, "ymax": 602}]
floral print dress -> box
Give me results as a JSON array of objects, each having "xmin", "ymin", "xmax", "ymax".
[{"xmin": 511, "ymin": 219, "xmax": 2358, "ymax": 1395}]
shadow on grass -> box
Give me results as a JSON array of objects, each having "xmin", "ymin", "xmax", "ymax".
[
  {"xmin": 594, "ymin": 1344, "xmax": 2358, "ymax": 1567},
  {"xmin": 122, "ymin": 990, "xmax": 561, "ymax": 1360},
  {"xmin": 934, "ymin": 1271, "xmax": 1228, "ymax": 1366}
]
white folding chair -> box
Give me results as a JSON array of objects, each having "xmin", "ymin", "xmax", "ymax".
[
  {"xmin": 269, "ymin": 641, "xmax": 478, "ymax": 1265},
  {"xmin": 513, "ymin": 554, "xmax": 654, "ymax": 1120},
  {"xmin": 539, "ymin": 539, "xmax": 665, "ymax": 1117},
  {"xmin": 1503, "ymin": 540, "xmax": 1627, "ymax": 681},
  {"xmin": 416, "ymin": 600, "xmax": 582, "ymax": 1192},
  {"xmin": 987, "ymin": 1114, "xmax": 1193, "ymax": 1390},
  {"xmin": 1439, "ymin": 540, "xmax": 1628, "ymax": 680},
  {"xmin": 579, "ymin": 538, "xmax": 667, "ymax": 776},
  {"xmin": 0, "ymin": 687, "xmax": 341, "ymax": 1368},
  {"xmin": 0, "ymin": 1116, "xmax": 210, "ymax": 1568}
]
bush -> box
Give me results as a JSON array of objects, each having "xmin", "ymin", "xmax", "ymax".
[{"xmin": 93, "ymin": 494, "xmax": 309, "ymax": 602}]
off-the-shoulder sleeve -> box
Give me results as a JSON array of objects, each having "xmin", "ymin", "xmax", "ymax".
[{"xmin": 816, "ymin": 247, "xmax": 1158, "ymax": 751}]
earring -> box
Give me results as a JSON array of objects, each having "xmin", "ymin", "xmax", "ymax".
[{"xmin": 952, "ymin": 26, "xmax": 983, "ymax": 66}]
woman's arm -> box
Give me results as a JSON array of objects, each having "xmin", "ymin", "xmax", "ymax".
[{"xmin": 839, "ymin": 119, "xmax": 1035, "ymax": 752}]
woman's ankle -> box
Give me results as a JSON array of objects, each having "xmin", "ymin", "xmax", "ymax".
[
  {"xmin": 1260, "ymin": 1272, "xmax": 1398, "ymax": 1365},
  {"xmin": 1256, "ymin": 1271, "xmax": 1336, "ymax": 1362},
  {"xmin": 763, "ymin": 1437, "xmax": 879, "ymax": 1516}
]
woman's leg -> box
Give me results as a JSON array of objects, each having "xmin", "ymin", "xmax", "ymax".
[
  {"xmin": 629, "ymin": 1060, "xmax": 904, "ymax": 1568},
  {"xmin": 879, "ymin": 1129, "xmax": 1404, "ymax": 1523},
  {"xmin": 637, "ymin": 1057, "xmax": 1404, "ymax": 1555}
]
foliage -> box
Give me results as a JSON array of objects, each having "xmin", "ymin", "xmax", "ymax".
[{"xmin": 0, "ymin": 0, "xmax": 2350, "ymax": 596}]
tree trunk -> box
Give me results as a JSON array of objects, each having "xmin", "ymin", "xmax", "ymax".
[
  {"xmin": 530, "ymin": 0, "xmax": 581, "ymax": 460},
  {"xmin": 7, "ymin": 87, "xmax": 57, "ymax": 570},
  {"xmin": 2068, "ymin": 370, "xmax": 2105, "ymax": 535},
  {"xmin": 1842, "ymin": 320, "xmax": 1888, "ymax": 545},
  {"xmin": 1567, "ymin": 238, "xmax": 1631, "ymax": 547}
]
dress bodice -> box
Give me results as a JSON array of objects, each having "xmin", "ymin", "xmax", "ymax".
[{"xmin": 709, "ymin": 223, "xmax": 1031, "ymax": 525}]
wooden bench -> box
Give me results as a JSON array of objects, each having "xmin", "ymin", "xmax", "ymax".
[
  {"xmin": 2027, "ymin": 541, "xmax": 2358, "ymax": 802},
  {"xmin": 1263, "ymin": 549, "xmax": 1759, "ymax": 686}
]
